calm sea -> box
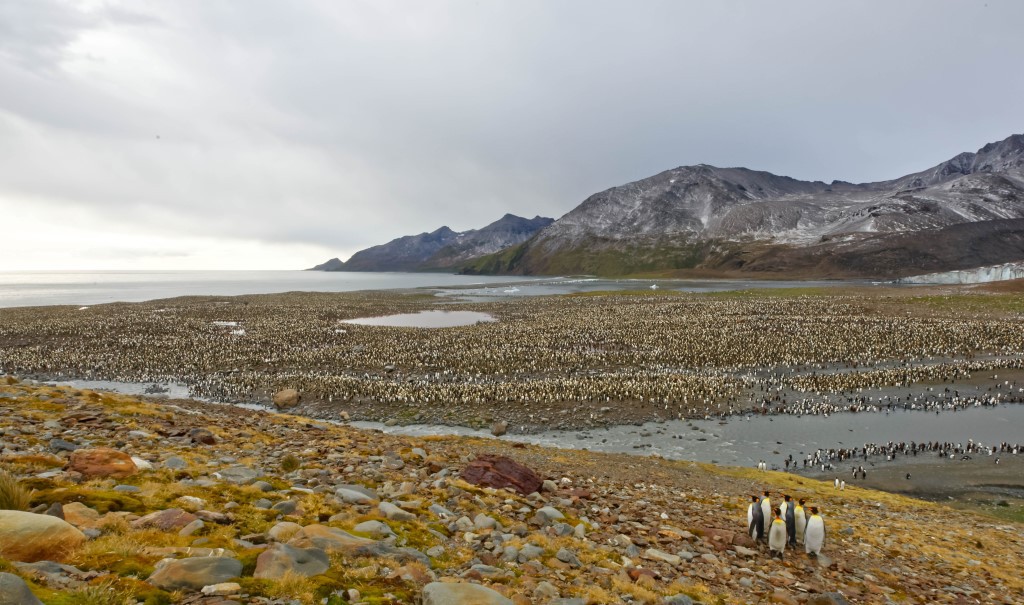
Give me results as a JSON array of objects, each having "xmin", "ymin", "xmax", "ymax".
[
  {"xmin": 0, "ymin": 271, "xmax": 877, "ymax": 309},
  {"xmin": 0, "ymin": 270, "xmax": 540, "ymax": 309}
]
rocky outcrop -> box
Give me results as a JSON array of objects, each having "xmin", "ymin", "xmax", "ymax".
[
  {"xmin": 461, "ymin": 455, "xmax": 542, "ymax": 495},
  {"xmin": 0, "ymin": 511, "xmax": 86, "ymax": 562},
  {"xmin": 67, "ymin": 447, "xmax": 138, "ymax": 479}
]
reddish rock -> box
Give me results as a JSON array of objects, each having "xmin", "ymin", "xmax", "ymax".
[
  {"xmin": 628, "ymin": 567, "xmax": 660, "ymax": 581},
  {"xmin": 67, "ymin": 448, "xmax": 138, "ymax": 479},
  {"xmin": 701, "ymin": 527, "xmax": 735, "ymax": 545},
  {"xmin": 461, "ymin": 455, "xmax": 542, "ymax": 496},
  {"xmin": 189, "ymin": 428, "xmax": 216, "ymax": 445},
  {"xmin": 132, "ymin": 508, "xmax": 199, "ymax": 531},
  {"xmin": 273, "ymin": 389, "xmax": 300, "ymax": 409}
]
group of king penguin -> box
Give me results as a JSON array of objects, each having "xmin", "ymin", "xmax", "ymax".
[{"xmin": 747, "ymin": 490, "xmax": 825, "ymax": 560}]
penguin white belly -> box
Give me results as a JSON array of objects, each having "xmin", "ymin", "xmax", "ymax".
[
  {"xmin": 747, "ymin": 505, "xmax": 753, "ymax": 528},
  {"xmin": 768, "ymin": 520, "xmax": 787, "ymax": 552},
  {"xmin": 795, "ymin": 509, "xmax": 806, "ymax": 544},
  {"xmin": 761, "ymin": 500, "xmax": 772, "ymax": 535},
  {"xmin": 805, "ymin": 517, "xmax": 825, "ymax": 554}
]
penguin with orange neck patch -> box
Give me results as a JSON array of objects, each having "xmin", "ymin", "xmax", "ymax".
[{"xmin": 768, "ymin": 506, "xmax": 788, "ymax": 559}]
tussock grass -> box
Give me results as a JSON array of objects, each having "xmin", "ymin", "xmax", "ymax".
[{"xmin": 0, "ymin": 467, "xmax": 32, "ymax": 510}]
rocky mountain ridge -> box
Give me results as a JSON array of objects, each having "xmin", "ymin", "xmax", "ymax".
[
  {"xmin": 312, "ymin": 214, "xmax": 553, "ymax": 272},
  {"xmin": 464, "ymin": 133, "xmax": 1024, "ymax": 278}
]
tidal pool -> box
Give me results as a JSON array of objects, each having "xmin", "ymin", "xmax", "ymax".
[{"xmin": 341, "ymin": 310, "xmax": 496, "ymax": 328}]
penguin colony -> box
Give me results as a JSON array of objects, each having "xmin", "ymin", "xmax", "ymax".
[
  {"xmin": 747, "ymin": 492, "xmax": 825, "ymax": 560},
  {"xmin": 1, "ymin": 290, "xmax": 1022, "ymax": 430}
]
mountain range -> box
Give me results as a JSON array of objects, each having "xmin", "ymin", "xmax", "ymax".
[
  {"xmin": 316, "ymin": 133, "xmax": 1024, "ymax": 279},
  {"xmin": 311, "ymin": 214, "xmax": 553, "ymax": 272}
]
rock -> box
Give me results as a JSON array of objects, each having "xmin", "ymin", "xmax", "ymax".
[
  {"xmin": 61, "ymin": 502, "xmax": 99, "ymax": 528},
  {"xmin": 49, "ymin": 438, "xmax": 78, "ymax": 452},
  {"xmin": 542, "ymin": 479, "xmax": 558, "ymax": 492},
  {"xmin": 0, "ymin": 572, "xmax": 43, "ymax": 605},
  {"xmin": 380, "ymin": 501, "xmax": 416, "ymax": 521},
  {"xmin": 287, "ymin": 525, "xmax": 377, "ymax": 553},
  {"xmin": 268, "ymin": 521, "xmax": 304, "ymax": 542},
  {"xmin": 67, "ymin": 447, "xmax": 137, "ymax": 479},
  {"xmin": 147, "ymin": 556, "xmax": 242, "ymax": 591},
  {"xmin": 272, "ymin": 388, "xmax": 300, "ymax": 409},
  {"xmin": 806, "ymin": 593, "xmax": 851, "ymax": 605},
  {"xmin": 490, "ymin": 421, "xmax": 508, "ymax": 437},
  {"xmin": 179, "ymin": 519, "xmax": 205, "ymax": 537},
  {"xmin": 254, "ymin": 543, "xmax": 330, "ymax": 579},
  {"xmin": 533, "ymin": 506, "xmax": 565, "ymax": 525},
  {"xmin": 271, "ymin": 500, "xmax": 297, "ymax": 515},
  {"xmin": 663, "ymin": 596, "xmax": 694, "ymax": 605},
  {"xmin": 0, "ymin": 511, "xmax": 86, "ymax": 563},
  {"xmin": 555, "ymin": 547, "xmax": 581, "ymax": 567},
  {"xmin": 473, "ymin": 513, "xmax": 498, "ymax": 530},
  {"xmin": 213, "ymin": 465, "xmax": 260, "ymax": 484},
  {"xmin": 518, "ymin": 544, "xmax": 544, "ymax": 562},
  {"xmin": 200, "ymin": 582, "xmax": 241, "ymax": 596},
  {"xmin": 734, "ymin": 545, "xmax": 757, "ymax": 558},
  {"xmin": 44, "ymin": 502, "xmax": 64, "ymax": 520},
  {"xmin": 644, "ymin": 548, "xmax": 681, "ymax": 565},
  {"xmin": 534, "ymin": 580, "xmax": 560, "ymax": 599},
  {"xmin": 189, "ymin": 428, "xmax": 216, "ymax": 445},
  {"xmin": 461, "ymin": 455, "xmax": 542, "ymax": 496},
  {"xmin": 132, "ymin": 508, "xmax": 199, "ymax": 531},
  {"xmin": 336, "ymin": 487, "xmax": 378, "ymax": 505},
  {"xmin": 163, "ymin": 456, "xmax": 187, "ymax": 470},
  {"xmin": 421, "ymin": 582, "xmax": 514, "ymax": 605},
  {"xmin": 354, "ymin": 520, "xmax": 394, "ymax": 538}
]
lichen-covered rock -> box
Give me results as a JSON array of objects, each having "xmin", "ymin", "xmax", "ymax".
[
  {"xmin": 0, "ymin": 511, "xmax": 86, "ymax": 563},
  {"xmin": 461, "ymin": 455, "xmax": 542, "ymax": 495},
  {"xmin": 132, "ymin": 508, "xmax": 199, "ymax": 531}
]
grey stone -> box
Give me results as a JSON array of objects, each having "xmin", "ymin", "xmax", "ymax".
[
  {"xmin": 379, "ymin": 501, "xmax": 416, "ymax": 521},
  {"xmin": 213, "ymin": 466, "xmax": 260, "ymax": 485},
  {"xmin": 163, "ymin": 456, "xmax": 187, "ymax": 470},
  {"xmin": 254, "ymin": 543, "xmax": 329, "ymax": 579},
  {"xmin": 113, "ymin": 485, "xmax": 140, "ymax": 493},
  {"xmin": 271, "ymin": 500, "xmax": 297, "ymax": 515},
  {"xmin": 0, "ymin": 572, "xmax": 43, "ymax": 605},
  {"xmin": 336, "ymin": 487, "xmax": 377, "ymax": 505},
  {"xmin": 147, "ymin": 556, "xmax": 242, "ymax": 591},
  {"xmin": 353, "ymin": 520, "xmax": 393, "ymax": 538},
  {"xmin": 518, "ymin": 544, "xmax": 544, "ymax": 562},
  {"xmin": 555, "ymin": 547, "xmax": 580, "ymax": 567},
  {"xmin": 663, "ymin": 595, "xmax": 694, "ymax": 605},
  {"xmin": 422, "ymin": 581, "xmax": 513, "ymax": 605},
  {"xmin": 49, "ymin": 438, "xmax": 78, "ymax": 452}
]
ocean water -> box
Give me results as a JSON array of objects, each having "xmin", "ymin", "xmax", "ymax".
[
  {"xmin": 0, "ymin": 271, "xmax": 878, "ymax": 309},
  {"xmin": 0, "ymin": 270, "xmax": 542, "ymax": 308}
]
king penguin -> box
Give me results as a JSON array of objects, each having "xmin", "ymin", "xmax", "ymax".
[
  {"xmin": 783, "ymin": 494, "xmax": 796, "ymax": 546},
  {"xmin": 804, "ymin": 506, "xmax": 825, "ymax": 556},
  {"xmin": 759, "ymin": 490, "xmax": 772, "ymax": 540},
  {"xmin": 768, "ymin": 507, "xmax": 787, "ymax": 559},
  {"xmin": 794, "ymin": 498, "xmax": 807, "ymax": 545},
  {"xmin": 747, "ymin": 495, "xmax": 763, "ymax": 541}
]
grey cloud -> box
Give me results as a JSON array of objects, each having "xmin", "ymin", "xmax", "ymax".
[{"xmin": 1, "ymin": 0, "xmax": 1023, "ymax": 264}]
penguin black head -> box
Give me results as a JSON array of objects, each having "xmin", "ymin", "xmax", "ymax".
[
  {"xmin": 799, "ymin": 498, "xmax": 806, "ymax": 505},
  {"xmin": 784, "ymin": 494, "xmax": 791, "ymax": 501},
  {"xmin": 810, "ymin": 506, "xmax": 819, "ymax": 514},
  {"xmin": 751, "ymin": 495, "xmax": 759, "ymax": 502},
  {"xmin": 763, "ymin": 490, "xmax": 770, "ymax": 496}
]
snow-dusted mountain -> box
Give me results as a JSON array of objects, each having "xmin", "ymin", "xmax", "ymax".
[
  {"xmin": 311, "ymin": 214, "xmax": 553, "ymax": 272},
  {"xmin": 465, "ymin": 133, "xmax": 1024, "ymax": 278}
]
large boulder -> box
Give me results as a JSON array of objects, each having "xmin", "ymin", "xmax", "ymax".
[
  {"xmin": 67, "ymin": 448, "xmax": 138, "ymax": 479},
  {"xmin": 254, "ymin": 543, "xmax": 329, "ymax": 579},
  {"xmin": 0, "ymin": 572, "xmax": 43, "ymax": 605},
  {"xmin": 147, "ymin": 556, "xmax": 242, "ymax": 591},
  {"xmin": 0, "ymin": 511, "xmax": 86, "ymax": 562},
  {"xmin": 272, "ymin": 389, "xmax": 301, "ymax": 409},
  {"xmin": 421, "ymin": 582, "xmax": 514, "ymax": 605},
  {"xmin": 461, "ymin": 455, "xmax": 542, "ymax": 496}
]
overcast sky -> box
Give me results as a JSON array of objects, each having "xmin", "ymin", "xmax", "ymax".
[{"xmin": 2, "ymin": 0, "xmax": 1022, "ymax": 270}]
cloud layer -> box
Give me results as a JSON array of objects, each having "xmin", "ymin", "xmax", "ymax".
[{"xmin": 2, "ymin": 0, "xmax": 1023, "ymax": 269}]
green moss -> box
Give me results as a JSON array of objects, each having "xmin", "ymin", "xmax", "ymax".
[{"xmin": 31, "ymin": 486, "xmax": 145, "ymax": 514}]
